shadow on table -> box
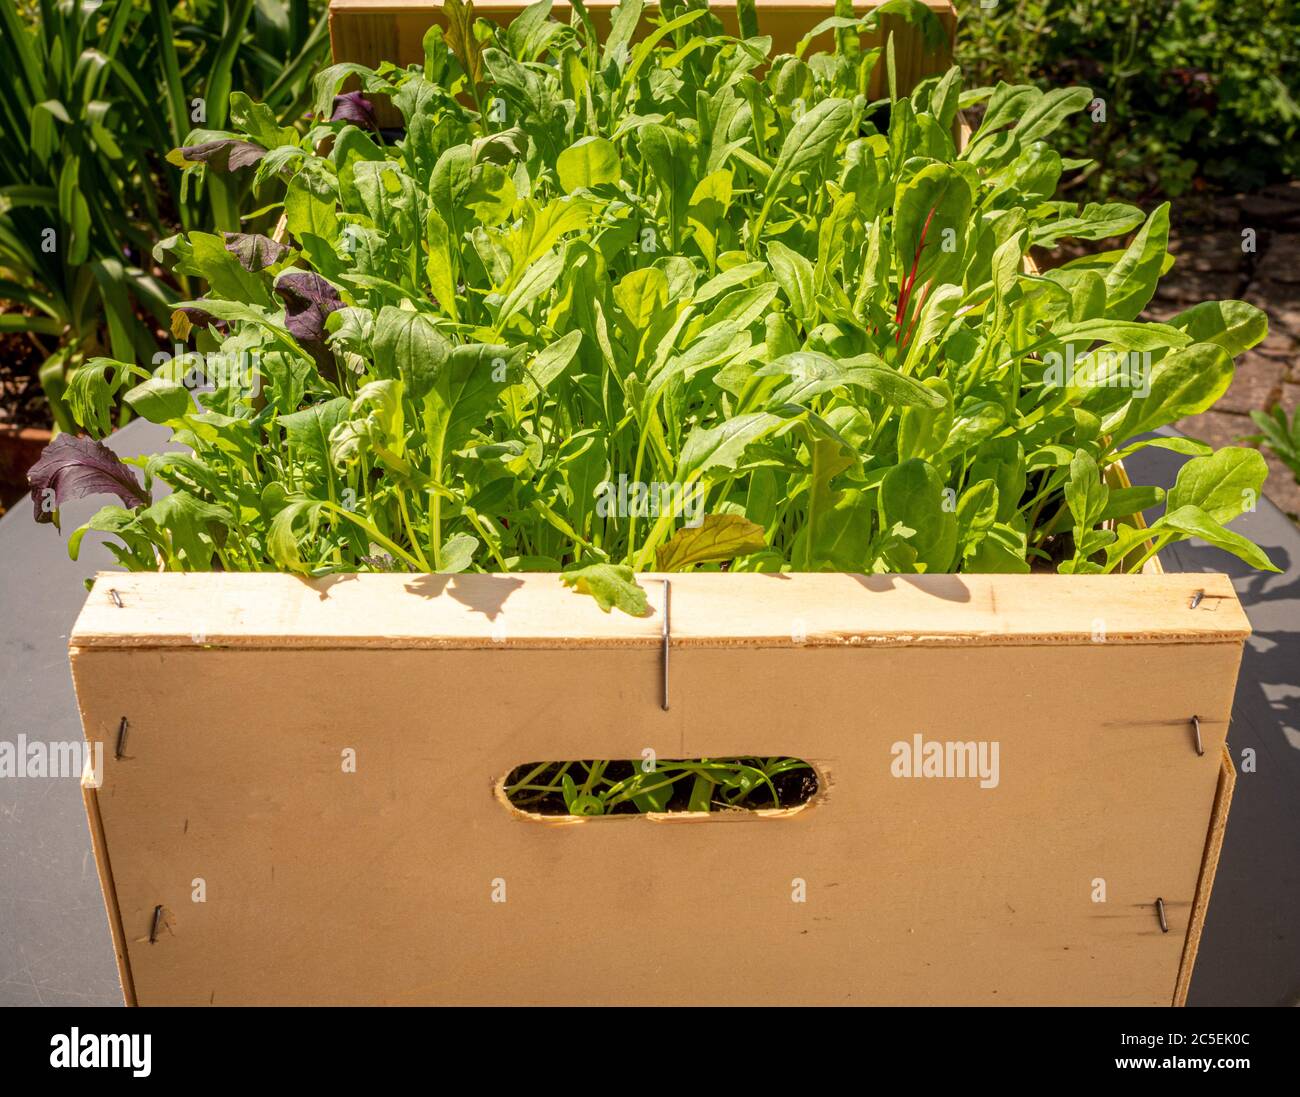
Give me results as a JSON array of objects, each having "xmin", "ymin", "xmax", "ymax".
[{"xmin": 1126, "ymin": 433, "xmax": 1300, "ymax": 1007}]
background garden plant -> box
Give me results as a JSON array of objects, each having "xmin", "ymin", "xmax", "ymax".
[
  {"xmin": 956, "ymin": 0, "xmax": 1300, "ymax": 200},
  {"xmin": 1244, "ymin": 406, "xmax": 1300, "ymax": 487},
  {"xmin": 0, "ymin": 0, "xmax": 329, "ymax": 434}
]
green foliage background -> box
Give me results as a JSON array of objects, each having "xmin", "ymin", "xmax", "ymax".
[
  {"xmin": 956, "ymin": 0, "xmax": 1300, "ymax": 199},
  {"xmin": 0, "ymin": 0, "xmax": 329, "ymax": 433}
]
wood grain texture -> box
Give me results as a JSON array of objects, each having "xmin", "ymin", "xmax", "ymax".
[
  {"xmin": 71, "ymin": 571, "xmax": 1248, "ymax": 650},
  {"xmin": 70, "ymin": 619, "xmax": 1245, "ymax": 1005}
]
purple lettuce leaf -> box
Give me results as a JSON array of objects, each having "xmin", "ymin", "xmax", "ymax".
[
  {"xmin": 223, "ymin": 231, "xmax": 291, "ymax": 272},
  {"xmin": 273, "ymin": 271, "xmax": 345, "ymax": 367},
  {"xmin": 175, "ymin": 139, "xmax": 266, "ymax": 173},
  {"xmin": 331, "ymin": 92, "xmax": 377, "ymax": 130},
  {"xmin": 27, "ymin": 435, "xmax": 149, "ymax": 528}
]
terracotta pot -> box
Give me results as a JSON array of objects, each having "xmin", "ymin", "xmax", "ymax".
[{"xmin": 0, "ymin": 424, "xmax": 52, "ymax": 507}]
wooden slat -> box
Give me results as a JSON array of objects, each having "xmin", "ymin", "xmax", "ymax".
[
  {"xmin": 71, "ymin": 571, "xmax": 1249, "ymax": 650},
  {"xmin": 329, "ymin": 0, "xmax": 958, "ymax": 125}
]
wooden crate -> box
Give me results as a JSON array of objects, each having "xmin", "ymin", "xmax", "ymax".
[
  {"xmin": 73, "ymin": 570, "xmax": 1242, "ymax": 1005},
  {"xmin": 329, "ymin": 0, "xmax": 958, "ymax": 125}
]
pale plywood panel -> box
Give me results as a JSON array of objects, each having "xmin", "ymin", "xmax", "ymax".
[
  {"xmin": 72, "ymin": 628, "xmax": 1243, "ymax": 1005},
  {"xmin": 71, "ymin": 571, "xmax": 1248, "ymax": 650}
]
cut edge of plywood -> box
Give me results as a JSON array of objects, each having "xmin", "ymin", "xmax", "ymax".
[
  {"xmin": 1173, "ymin": 744, "xmax": 1236, "ymax": 1007},
  {"xmin": 80, "ymin": 781, "xmax": 138, "ymax": 1007},
  {"xmin": 69, "ymin": 571, "xmax": 1250, "ymax": 650}
]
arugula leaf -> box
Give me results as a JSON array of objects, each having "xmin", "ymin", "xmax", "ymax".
[{"xmin": 561, "ymin": 563, "xmax": 650, "ymax": 615}]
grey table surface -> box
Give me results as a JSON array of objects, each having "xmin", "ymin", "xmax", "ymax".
[{"xmin": 1, "ymin": 422, "xmax": 1296, "ymax": 1006}]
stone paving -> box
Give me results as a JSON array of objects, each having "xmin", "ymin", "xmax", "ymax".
[{"xmin": 1146, "ymin": 181, "xmax": 1300, "ymax": 519}]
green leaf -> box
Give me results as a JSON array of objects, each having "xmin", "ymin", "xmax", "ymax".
[
  {"xmin": 281, "ymin": 397, "xmax": 351, "ymax": 482},
  {"xmin": 810, "ymin": 488, "xmax": 874, "ymax": 571},
  {"xmin": 166, "ymin": 231, "xmax": 273, "ymax": 305},
  {"xmin": 1098, "ymin": 485, "xmax": 1164, "ymax": 522},
  {"xmin": 1015, "ymin": 85, "xmax": 1095, "ymax": 144},
  {"xmin": 372, "ymin": 307, "xmax": 453, "ymax": 400},
  {"xmin": 68, "ymin": 358, "xmax": 135, "ymax": 436},
  {"xmin": 965, "ymin": 518, "xmax": 1031, "ymax": 574},
  {"xmin": 1103, "ymin": 203, "xmax": 1170, "ymax": 322},
  {"xmin": 502, "ymin": 200, "xmax": 594, "ymax": 286},
  {"xmin": 766, "ymin": 240, "xmax": 816, "ymax": 327},
  {"xmin": 638, "ymin": 124, "xmax": 695, "ymax": 246},
  {"xmin": 284, "ymin": 159, "xmax": 341, "ymax": 245},
  {"xmin": 893, "ymin": 162, "xmax": 974, "ymax": 291},
  {"xmin": 1165, "ymin": 300, "xmax": 1268, "ymax": 358},
  {"xmin": 424, "ymin": 208, "xmax": 459, "ymax": 321},
  {"xmin": 678, "ymin": 413, "xmax": 785, "ymax": 483},
  {"xmin": 520, "ymin": 330, "xmax": 583, "ymax": 399},
  {"xmin": 1106, "ymin": 342, "xmax": 1235, "ymax": 441},
  {"xmin": 758, "ymin": 351, "xmax": 944, "ymax": 409},
  {"xmin": 124, "ymin": 378, "xmax": 193, "ymax": 424},
  {"xmin": 602, "ymin": 0, "xmax": 643, "ymax": 67},
  {"xmin": 134, "ymin": 491, "xmax": 232, "ymax": 569},
  {"xmin": 464, "ymin": 161, "xmax": 516, "ymax": 227},
  {"xmin": 755, "ymin": 98, "xmax": 853, "ymax": 238},
  {"xmin": 687, "ymin": 169, "xmax": 734, "ymax": 268},
  {"xmin": 556, "ymin": 136, "xmax": 620, "ymax": 192},
  {"xmin": 1050, "ymin": 317, "xmax": 1191, "ymax": 352},
  {"xmin": 439, "ymin": 532, "xmax": 479, "ymax": 573},
  {"xmin": 561, "ymin": 563, "xmax": 650, "ymax": 615},
  {"xmin": 443, "ymin": 0, "xmax": 485, "ymax": 84},
  {"xmin": 1166, "ymin": 447, "xmax": 1269, "ymax": 524},
  {"xmin": 1065, "ymin": 449, "xmax": 1108, "ymax": 530},
  {"xmin": 423, "ymin": 342, "xmax": 516, "ymax": 478},
  {"xmin": 497, "ymin": 250, "xmax": 565, "ymax": 328},
  {"xmin": 268, "ymin": 499, "xmax": 327, "ymax": 573},
  {"xmin": 879, "ymin": 458, "xmax": 957, "ymax": 572},
  {"xmin": 1155, "ymin": 505, "xmax": 1278, "ymax": 572},
  {"xmin": 1030, "ymin": 202, "xmax": 1145, "ymax": 247},
  {"xmin": 614, "ymin": 267, "xmax": 670, "ymax": 332}
]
